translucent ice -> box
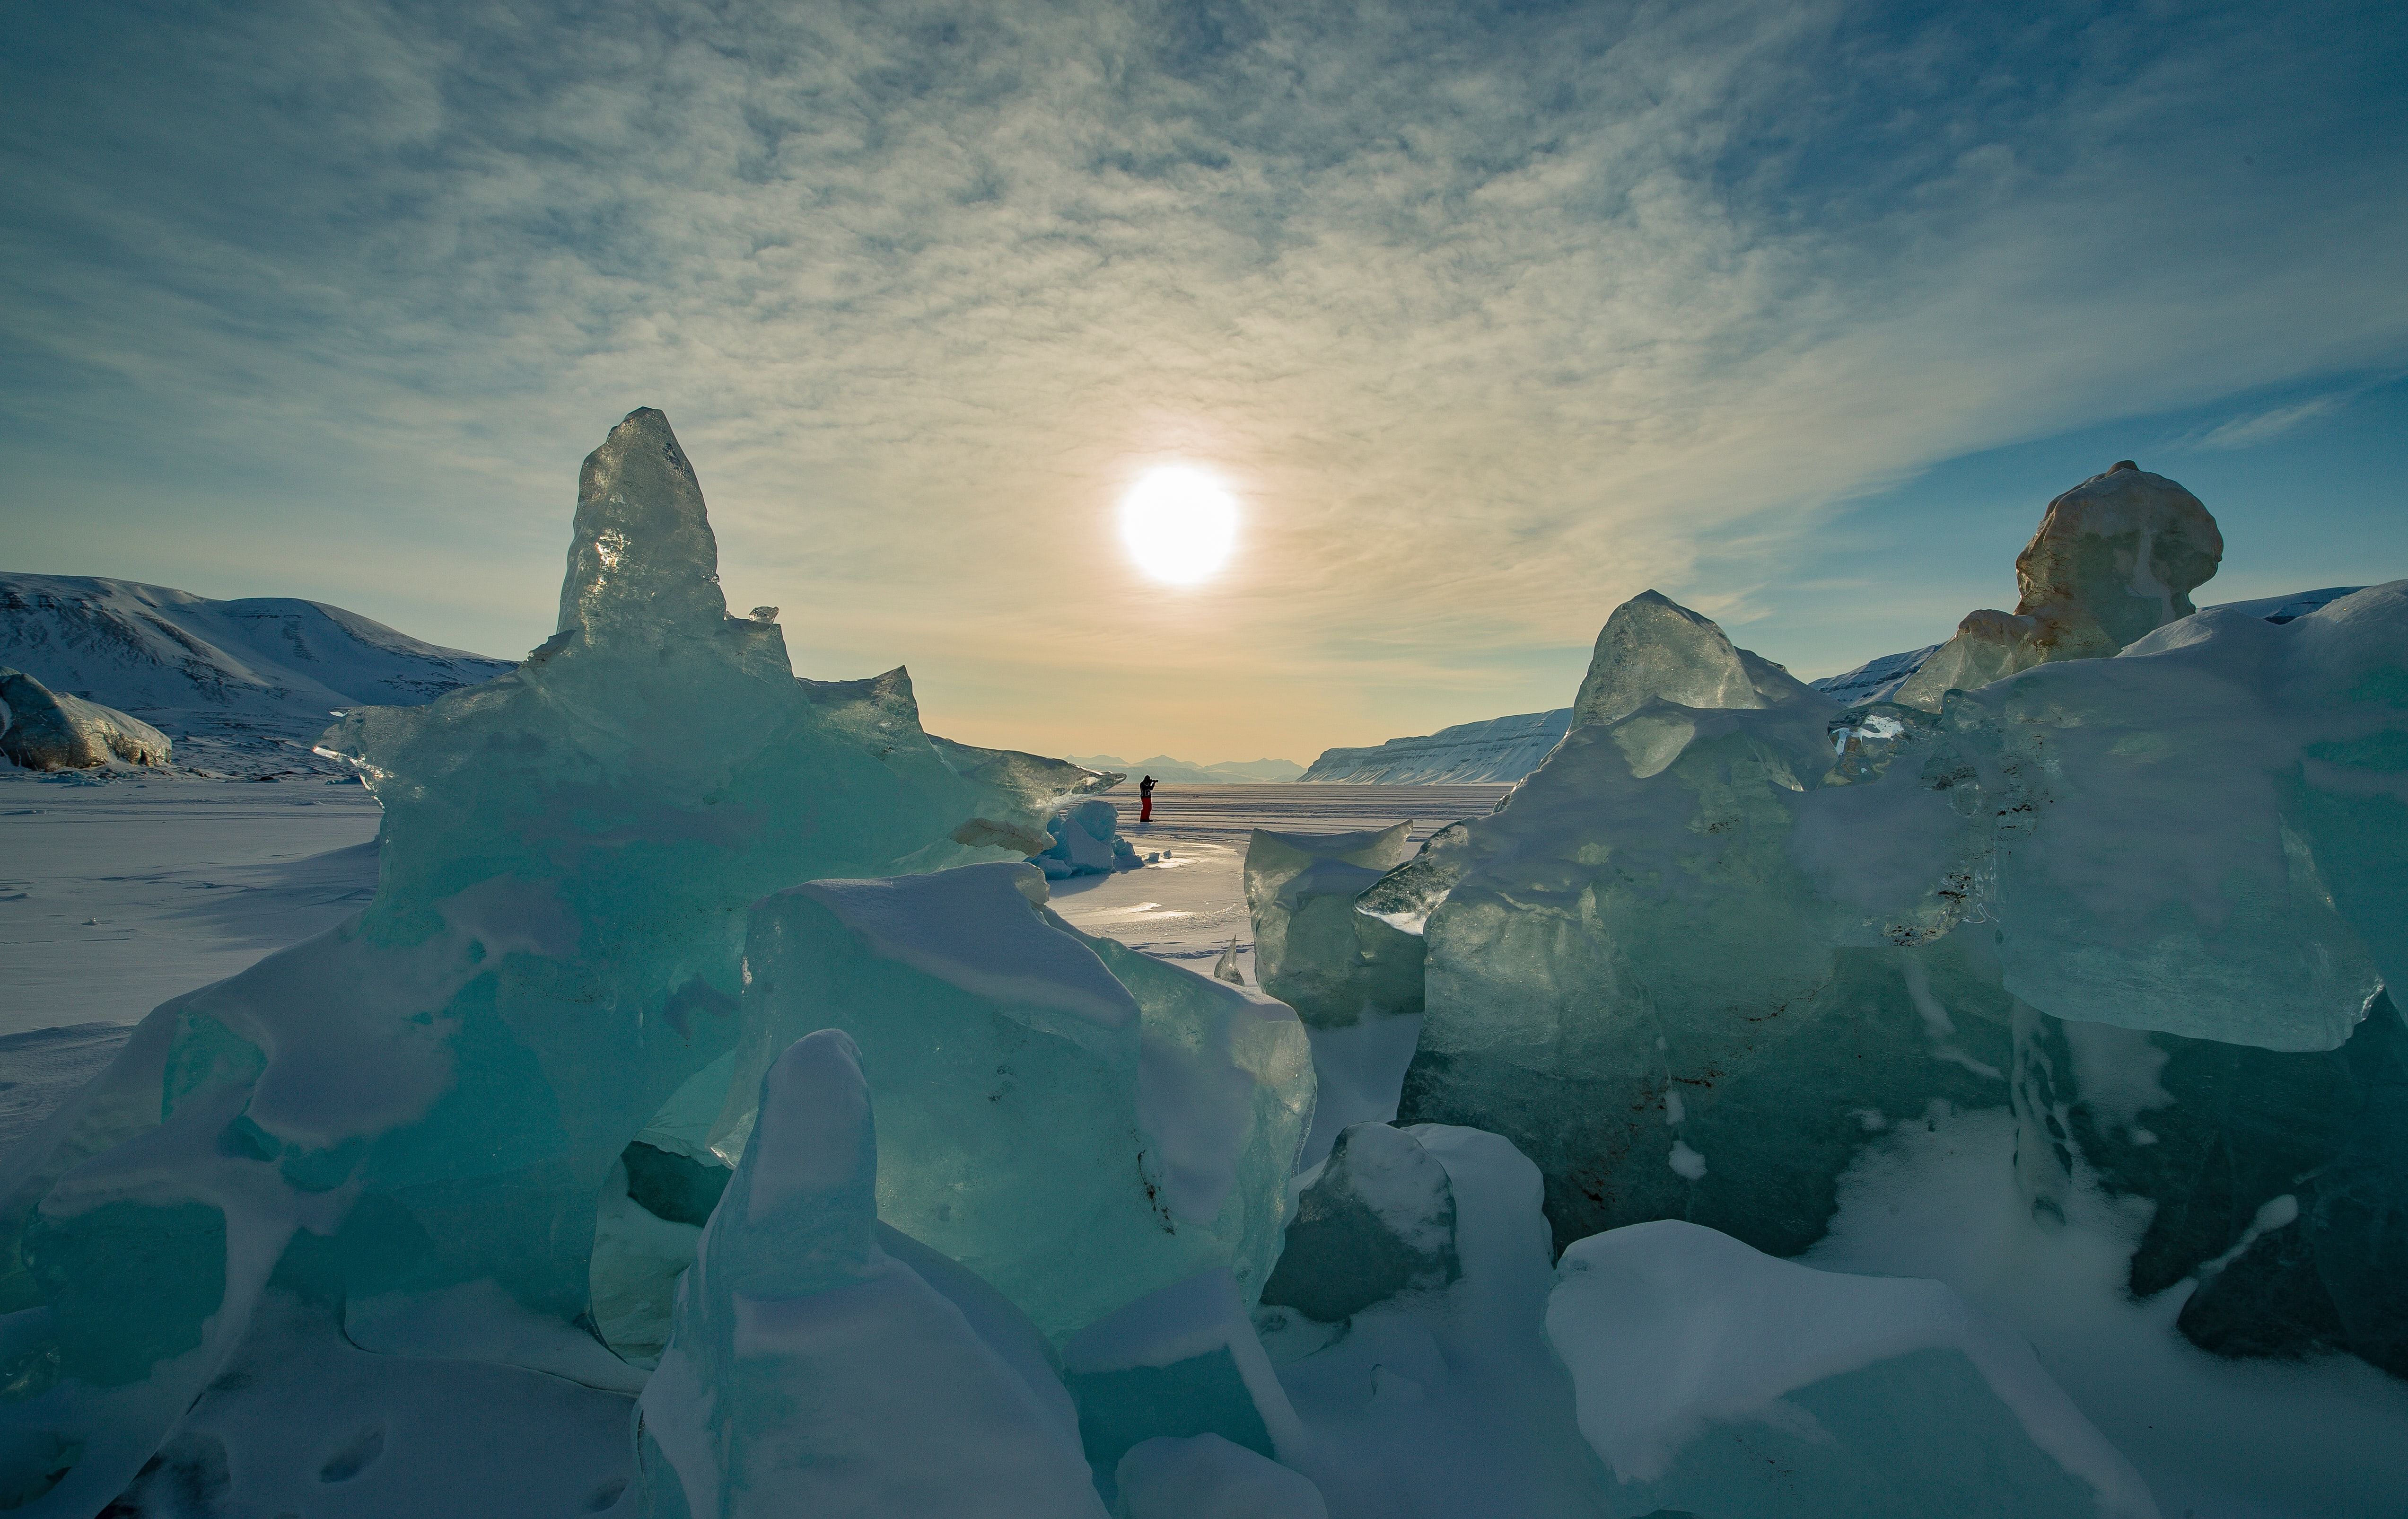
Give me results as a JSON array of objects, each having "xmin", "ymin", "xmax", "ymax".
[
  {"xmin": 1244, "ymin": 822, "xmax": 1418, "ymax": 1027},
  {"xmin": 0, "ymin": 408, "xmax": 1038, "ymax": 1511},
  {"xmin": 2013, "ymin": 993, "xmax": 2408, "ymax": 1378},
  {"xmin": 1367, "ymin": 570, "xmax": 2406, "ymax": 1371},
  {"xmin": 931, "ymin": 734, "xmax": 1122, "ymax": 809},
  {"xmin": 636, "ymin": 1030, "xmax": 1104, "ymax": 1519},
  {"xmin": 719, "ymin": 861, "xmax": 1313, "ymax": 1345},
  {"xmin": 1547, "ymin": 1220, "xmax": 2158, "ymax": 1519},
  {"xmin": 1568, "ymin": 589, "xmax": 1821, "ymax": 729}
]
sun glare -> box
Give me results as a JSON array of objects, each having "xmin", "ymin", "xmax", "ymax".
[{"xmin": 1119, "ymin": 465, "xmax": 1238, "ymax": 585}]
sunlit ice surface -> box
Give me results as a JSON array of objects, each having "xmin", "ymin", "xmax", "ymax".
[{"xmin": 1119, "ymin": 465, "xmax": 1238, "ymax": 584}]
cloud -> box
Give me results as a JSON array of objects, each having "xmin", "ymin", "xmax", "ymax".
[
  {"xmin": 2, "ymin": 0, "xmax": 2405, "ymax": 757},
  {"xmin": 2193, "ymin": 393, "xmax": 2350, "ymax": 450}
]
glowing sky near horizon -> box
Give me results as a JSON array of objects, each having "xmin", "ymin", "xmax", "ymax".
[{"xmin": 0, "ymin": 0, "xmax": 2403, "ymax": 764}]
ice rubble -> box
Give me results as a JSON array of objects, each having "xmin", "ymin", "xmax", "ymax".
[
  {"xmin": 1036, "ymin": 795, "xmax": 1144, "ymax": 878},
  {"xmin": 0, "ymin": 408, "xmax": 1138, "ymax": 1514},
  {"xmin": 7, "ymin": 428, "xmax": 2404, "ymax": 1519},
  {"xmin": 1260, "ymin": 465, "xmax": 2408, "ymax": 1407},
  {"xmin": 0, "ymin": 668, "xmax": 171, "ymax": 770}
]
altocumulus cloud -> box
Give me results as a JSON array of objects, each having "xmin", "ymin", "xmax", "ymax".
[{"xmin": 2, "ymin": 0, "xmax": 2405, "ymax": 756}]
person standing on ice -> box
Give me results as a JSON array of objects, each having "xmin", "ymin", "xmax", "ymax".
[{"xmin": 1139, "ymin": 773, "xmax": 1157, "ymax": 824}]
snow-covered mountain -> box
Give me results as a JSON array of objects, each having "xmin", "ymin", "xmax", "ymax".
[
  {"xmin": 1300, "ymin": 707, "xmax": 1571, "ymax": 784},
  {"xmin": 1067, "ymin": 753, "xmax": 1305, "ymax": 784},
  {"xmin": 1808, "ymin": 644, "xmax": 1943, "ymax": 706},
  {"xmin": 0, "ymin": 574, "xmax": 515, "ymax": 773}
]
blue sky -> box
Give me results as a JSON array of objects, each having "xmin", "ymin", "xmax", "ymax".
[{"xmin": 3, "ymin": 0, "xmax": 2404, "ymax": 760}]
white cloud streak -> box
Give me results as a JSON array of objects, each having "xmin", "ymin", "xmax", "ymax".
[{"xmin": 2194, "ymin": 394, "xmax": 2349, "ymax": 450}]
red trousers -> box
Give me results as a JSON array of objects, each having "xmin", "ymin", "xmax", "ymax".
[{"xmin": 1139, "ymin": 793, "xmax": 1153, "ymax": 822}]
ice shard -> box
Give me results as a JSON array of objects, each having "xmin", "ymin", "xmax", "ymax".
[
  {"xmin": 1243, "ymin": 822, "xmax": 1419, "ymax": 1027},
  {"xmin": 720, "ymin": 861, "xmax": 1313, "ymax": 1346},
  {"xmin": 0, "ymin": 408, "xmax": 1039, "ymax": 1513},
  {"xmin": 635, "ymin": 1030, "xmax": 1103, "ymax": 1519},
  {"xmin": 1568, "ymin": 589, "xmax": 1821, "ymax": 729}
]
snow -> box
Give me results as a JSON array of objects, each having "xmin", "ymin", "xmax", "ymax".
[
  {"xmin": 1804, "ymin": 1104, "xmax": 2408, "ymax": 1519},
  {"xmin": 0, "ymin": 773, "xmax": 382, "ymax": 1038},
  {"xmin": 0, "ymin": 573, "xmax": 515, "ymax": 776},
  {"xmin": 1298, "ymin": 709, "xmax": 1569, "ymax": 784},
  {"xmin": 1549, "ymin": 1219, "xmax": 2157, "ymax": 1517},
  {"xmin": 1046, "ymin": 785, "xmax": 1506, "ymax": 982},
  {"xmin": 1810, "ymin": 584, "xmax": 2364, "ymax": 711},
  {"xmin": 791, "ymin": 866, "xmax": 1139, "ymax": 1028},
  {"xmin": 1811, "ymin": 643, "xmax": 1944, "ymax": 705},
  {"xmin": 1115, "ymin": 1433, "xmax": 1330, "ymax": 1519}
]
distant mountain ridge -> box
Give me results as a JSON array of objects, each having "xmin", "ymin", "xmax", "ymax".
[
  {"xmin": 1067, "ymin": 753, "xmax": 1305, "ymax": 785},
  {"xmin": 1300, "ymin": 708, "xmax": 1572, "ymax": 784},
  {"xmin": 0, "ymin": 573, "xmax": 517, "ymax": 773}
]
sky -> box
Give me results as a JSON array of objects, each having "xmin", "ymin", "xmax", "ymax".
[{"xmin": 3, "ymin": 0, "xmax": 2405, "ymax": 764}]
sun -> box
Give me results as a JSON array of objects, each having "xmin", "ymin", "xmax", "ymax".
[{"xmin": 1119, "ymin": 465, "xmax": 1238, "ymax": 585}]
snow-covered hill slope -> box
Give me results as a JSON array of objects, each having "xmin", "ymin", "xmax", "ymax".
[
  {"xmin": 0, "ymin": 574, "xmax": 515, "ymax": 774},
  {"xmin": 1301, "ymin": 707, "xmax": 1572, "ymax": 784},
  {"xmin": 1809, "ymin": 644, "xmax": 1944, "ymax": 706}
]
